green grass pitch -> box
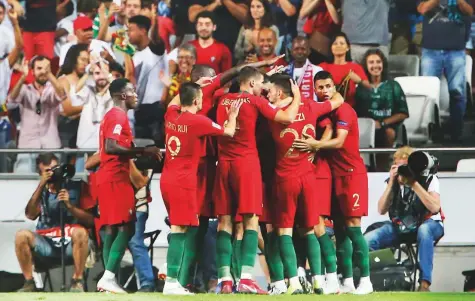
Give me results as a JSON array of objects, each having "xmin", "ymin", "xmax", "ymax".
[{"xmin": 1, "ymin": 293, "xmax": 474, "ymax": 301}]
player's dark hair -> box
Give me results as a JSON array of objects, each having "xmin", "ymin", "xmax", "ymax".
[
  {"xmin": 270, "ymin": 74, "xmax": 293, "ymax": 97},
  {"xmin": 129, "ymin": 15, "xmax": 152, "ymax": 32},
  {"xmin": 36, "ymin": 153, "xmax": 59, "ymax": 168},
  {"xmin": 314, "ymin": 70, "xmax": 334, "ymax": 83},
  {"xmin": 196, "ymin": 11, "xmax": 216, "ymax": 25},
  {"xmin": 180, "ymin": 82, "xmax": 201, "ymax": 107},
  {"xmin": 141, "ymin": 0, "xmax": 153, "ymax": 9},
  {"xmin": 0, "ymin": 2, "xmax": 5, "ymax": 11},
  {"xmin": 109, "ymin": 78, "xmax": 130, "ymax": 95},
  {"xmin": 190, "ymin": 64, "xmax": 216, "ymax": 83},
  {"xmin": 238, "ymin": 66, "xmax": 262, "ymax": 85}
]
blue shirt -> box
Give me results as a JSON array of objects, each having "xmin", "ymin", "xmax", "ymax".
[{"xmin": 36, "ymin": 181, "xmax": 81, "ymax": 231}]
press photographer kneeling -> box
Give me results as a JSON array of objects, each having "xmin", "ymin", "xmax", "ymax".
[
  {"xmin": 364, "ymin": 146, "xmax": 444, "ymax": 292},
  {"xmin": 14, "ymin": 153, "xmax": 92, "ymax": 292}
]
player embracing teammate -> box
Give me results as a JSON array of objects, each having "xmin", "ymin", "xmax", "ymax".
[{"xmin": 293, "ymin": 71, "xmax": 373, "ymax": 295}]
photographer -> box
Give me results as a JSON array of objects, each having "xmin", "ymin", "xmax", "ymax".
[
  {"xmin": 364, "ymin": 146, "xmax": 444, "ymax": 292},
  {"xmin": 14, "ymin": 153, "xmax": 92, "ymax": 293}
]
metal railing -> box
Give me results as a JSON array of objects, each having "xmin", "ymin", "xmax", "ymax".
[{"xmin": 0, "ymin": 147, "xmax": 473, "ymax": 154}]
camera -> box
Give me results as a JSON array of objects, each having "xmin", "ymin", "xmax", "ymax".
[
  {"xmin": 397, "ymin": 151, "xmax": 439, "ymax": 178},
  {"xmin": 48, "ymin": 164, "xmax": 76, "ymax": 183}
]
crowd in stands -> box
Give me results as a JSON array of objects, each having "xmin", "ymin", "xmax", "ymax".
[{"xmin": 0, "ymin": 0, "xmax": 472, "ymax": 173}]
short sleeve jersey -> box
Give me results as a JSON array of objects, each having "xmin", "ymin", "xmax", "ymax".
[
  {"xmin": 313, "ymin": 116, "xmax": 332, "ymax": 178},
  {"xmin": 269, "ymin": 99, "xmax": 332, "ymax": 181},
  {"xmin": 216, "ymin": 92, "xmax": 279, "ymax": 160},
  {"xmin": 97, "ymin": 107, "xmax": 133, "ymax": 185},
  {"xmin": 327, "ymin": 103, "xmax": 366, "ymax": 176},
  {"xmin": 189, "ymin": 40, "xmax": 232, "ymax": 74},
  {"xmin": 162, "ymin": 105, "xmax": 225, "ymax": 188}
]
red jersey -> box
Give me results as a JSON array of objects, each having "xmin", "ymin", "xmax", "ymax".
[
  {"xmin": 198, "ymin": 74, "xmax": 222, "ymax": 158},
  {"xmin": 256, "ymin": 115, "xmax": 275, "ymax": 182},
  {"xmin": 97, "ymin": 107, "xmax": 133, "ymax": 184},
  {"xmin": 313, "ymin": 116, "xmax": 332, "ymax": 178},
  {"xmin": 258, "ymin": 55, "xmax": 288, "ymax": 73},
  {"xmin": 161, "ymin": 105, "xmax": 225, "ymax": 189},
  {"xmin": 216, "ymin": 92, "xmax": 279, "ymax": 160},
  {"xmin": 189, "ymin": 39, "xmax": 232, "ymax": 74},
  {"xmin": 269, "ymin": 99, "xmax": 332, "ymax": 181},
  {"xmin": 327, "ymin": 102, "xmax": 366, "ymax": 176},
  {"xmin": 318, "ymin": 62, "xmax": 367, "ymax": 107}
]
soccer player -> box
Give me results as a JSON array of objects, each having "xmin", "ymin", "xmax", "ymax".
[
  {"xmin": 214, "ymin": 67, "xmax": 300, "ymax": 294},
  {"xmin": 96, "ymin": 78, "xmax": 162, "ymax": 293},
  {"xmin": 267, "ymin": 74, "xmax": 343, "ymax": 295},
  {"xmin": 293, "ymin": 71, "xmax": 373, "ymax": 295},
  {"xmin": 160, "ymin": 82, "xmax": 242, "ymax": 295}
]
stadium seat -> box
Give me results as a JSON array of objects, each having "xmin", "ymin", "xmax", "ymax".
[
  {"xmin": 456, "ymin": 159, "xmax": 475, "ymax": 172},
  {"xmin": 357, "ymin": 118, "xmax": 376, "ymax": 170},
  {"xmin": 388, "ymin": 55, "xmax": 420, "ymax": 79},
  {"xmin": 395, "ymin": 76, "xmax": 441, "ymax": 144}
]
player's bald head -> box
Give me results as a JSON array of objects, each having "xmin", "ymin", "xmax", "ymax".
[
  {"xmin": 238, "ymin": 66, "xmax": 263, "ymax": 85},
  {"xmin": 191, "ymin": 64, "xmax": 217, "ymax": 83},
  {"xmin": 179, "ymin": 82, "xmax": 202, "ymax": 107}
]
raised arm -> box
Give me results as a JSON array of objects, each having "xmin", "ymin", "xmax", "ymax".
[
  {"xmin": 8, "ymin": 60, "xmax": 28, "ymax": 102},
  {"xmin": 417, "ymin": 0, "xmax": 440, "ymax": 15},
  {"xmin": 378, "ymin": 167, "xmax": 397, "ymax": 215},
  {"xmin": 457, "ymin": 0, "xmax": 473, "ymax": 16},
  {"xmin": 220, "ymin": 54, "xmax": 286, "ymax": 85},
  {"xmin": 300, "ymin": 0, "xmax": 321, "ymax": 19},
  {"xmin": 7, "ymin": 8, "xmax": 23, "ymax": 68},
  {"xmin": 277, "ymin": 0, "xmax": 297, "ymax": 17},
  {"xmin": 325, "ymin": 0, "xmax": 340, "ymax": 24},
  {"xmin": 189, "ymin": 1, "xmax": 222, "ymax": 23},
  {"xmin": 25, "ymin": 170, "xmax": 53, "ymax": 220},
  {"xmin": 222, "ymin": 0, "xmax": 248, "ymax": 24}
]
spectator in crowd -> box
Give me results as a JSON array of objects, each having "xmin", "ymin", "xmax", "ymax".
[
  {"xmin": 364, "ymin": 146, "xmax": 444, "ymax": 292},
  {"xmin": 160, "ymin": 44, "xmax": 196, "ymax": 105},
  {"xmin": 189, "ymin": 11, "xmax": 232, "ymax": 74},
  {"xmin": 355, "ymin": 49, "xmax": 409, "ymax": 170},
  {"xmin": 299, "ymin": 0, "xmax": 340, "ymax": 63},
  {"xmin": 234, "ymin": 0, "xmax": 279, "ymax": 64},
  {"xmin": 93, "ymin": 1, "xmax": 121, "ymax": 41},
  {"xmin": 0, "ymin": 7, "xmax": 22, "ymax": 173},
  {"xmin": 0, "ymin": 1, "xmax": 15, "ymax": 58},
  {"xmin": 77, "ymin": 0, "xmax": 99, "ymax": 19},
  {"xmin": 188, "ymin": 0, "xmax": 248, "ymax": 52},
  {"xmin": 288, "ymin": 36, "xmax": 322, "ymax": 101},
  {"xmin": 154, "ymin": 0, "xmax": 177, "ymax": 52},
  {"xmin": 59, "ymin": 15, "xmax": 115, "ymax": 67},
  {"xmin": 15, "ymin": 153, "xmax": 91, "ymax": 292},
  {"xmin": 341, "ymin": 0, "xmax": 390, "ymax": 64},
  {"xmin": 268, "ymin": 0, "xmax": 301, "ymax": 55},
  {"xmin": 73, "ymin": 61, "xmax": 113, "ymax": 171},
  {"xmin": 319, "ymin": 32, "xmax": 370, "ymax": 107},
  {"xmin": 18, "ymin": 0, "xmax": 57, "ymax": 60},
  {"xmin": 55, "ymin": 0, "xmax": 76, "ymax": 59},
  {"xmin": 127, "ymin": 15, "xmax": 167, "ymax": 144},
  {"xmin": 8, "ymin": 57, "xmax": 68, "ymax": 172},
  {"xmin": 170, "ymin": 0, "xmax": 195, "ymax": 45},
  {"xmin": 247, "ymin": 27, "xmax": 288, "ymax": 73},
  {"xmin": 418, "ymin": 0, "xmax": 473, "ymax": 144},
  {"xmin": 57, "ymin": 44, "xmax": 90, "ymax": 149},
  {"xmin": 389, "ymin": 0, "xmax": 423, "ymax": 55}
]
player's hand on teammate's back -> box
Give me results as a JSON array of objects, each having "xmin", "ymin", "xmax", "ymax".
[
  {"xmin": 144, "ymin": 145, "xmax": 163, "ymax": 161},
  {"xmin": 290, "ymin": 79, "xmax": 300, "ymax": 98},
  {"xmin": 293, "ymin": 132, "xmax": 320, "ymax": 152},
  {"xmin": 228, "ymin": 100, "xmax": 243, "ymax": 119}
]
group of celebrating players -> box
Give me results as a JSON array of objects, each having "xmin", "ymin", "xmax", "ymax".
[{"xmin": 97, "ymin": 55, "xmax": 373, "ymax": 295}]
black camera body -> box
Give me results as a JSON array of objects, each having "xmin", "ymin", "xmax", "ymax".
[
  {"xmin": 397, "ymin": 151, "xmax": 439, "ymax": 179},
  {"xmin": 48, "ymin": 164, "xmax": 76, "ymax": 184}
]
